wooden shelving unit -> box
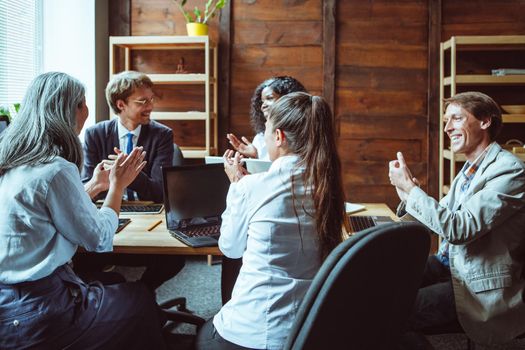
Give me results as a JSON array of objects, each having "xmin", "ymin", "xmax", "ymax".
[
  {"xmin": 439, "ymin": 35, "xmax": 525, "ymax": 197},
  {"xmin": 110, "ymin": 35, "xmax": 218, "ymax": 159}
]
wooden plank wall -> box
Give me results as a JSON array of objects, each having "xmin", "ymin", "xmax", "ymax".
[
  {"xmin": 336, "ymin": 1, "xmax": 429, "ymax": 209},
  {"xmin": 229, "ymin": 0, "xmax": 323, "ymax": 138},
  {"xmin": 123, "ymin": 0, "xmax": 525, "ymax": 210}
]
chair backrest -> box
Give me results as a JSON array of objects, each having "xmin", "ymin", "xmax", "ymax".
[
  {"xmin": 172, "ymin": 143, "xmax": 184, "ymax": 166},
  {"xmin": 284, "ymin": 222, "xmax": 430, "ymax": 350}
]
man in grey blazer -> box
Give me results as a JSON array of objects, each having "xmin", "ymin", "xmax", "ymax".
[
  {"xmin": 76, "ymin": 71, "xmax": 183, "ymax": 292},
  {"xmin": 389, "ymin": 91, "xmax": 525, "ymax": 347}
]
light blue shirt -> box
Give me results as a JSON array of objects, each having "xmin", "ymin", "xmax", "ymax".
[
  {"xmin": 214, "ymin": 155, "xmax": 320, "ymax": 349},
  {"xmin": 116, "ymin": 118, "xmax": 141, "ymax": 153},
  {"xmin": 0, "ymin": 157, "xmax": 118, "ymax": 284}
]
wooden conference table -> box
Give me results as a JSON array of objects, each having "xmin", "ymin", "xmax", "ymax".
[{"xmin": 112, "ymin": 203, "xmax": 397, "ymax": 255}]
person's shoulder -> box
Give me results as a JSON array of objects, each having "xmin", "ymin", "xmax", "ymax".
[
  {"xmin": 86, "ymin": 119, "xmax": 115, "ymax": 135},
  {"xmin": 148, "ymin": 120, "xmax": 172, "ymax": 133},
  {"xmin": 494, "ymin": 147, "xmax": 525, "ymax": 170},
  {"xmin": 30, "ymin": 157, "xmax": 77, "ymax": 183}
]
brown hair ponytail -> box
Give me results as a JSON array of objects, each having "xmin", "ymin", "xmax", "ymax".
[{"xmin": 268, "ymin": 92, "xmax": 346, "ymax": 260}]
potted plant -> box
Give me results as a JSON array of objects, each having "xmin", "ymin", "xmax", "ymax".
[
  {"xmin": 0, "ymin": 103, "xmax": 20, "ymax": 122},
  {"xmin": 173, "ymin": 0, "xmax": 227, "ymax": 36}
]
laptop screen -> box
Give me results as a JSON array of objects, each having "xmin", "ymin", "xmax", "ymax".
[{"xmin": 162, "ymin": 164, "xmax": 230, "ymax": 230}]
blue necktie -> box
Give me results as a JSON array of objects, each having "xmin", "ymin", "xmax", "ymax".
[{"xmin": 126, "ymin": 133, "xmax": 135, "ymax": 201}]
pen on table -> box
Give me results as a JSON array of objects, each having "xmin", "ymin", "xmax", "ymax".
[{"xmin": 147, "ymin": 220, "xmax": 162, "ymax": 232}]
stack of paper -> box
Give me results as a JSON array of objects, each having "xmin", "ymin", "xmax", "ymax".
[
  {"xmin": 345, "ymin": 202, "xmax": 366, "ymax": 214},
  {"xmin": 492, "ymin": 68, "xmax": 525, "ymax": 76}
]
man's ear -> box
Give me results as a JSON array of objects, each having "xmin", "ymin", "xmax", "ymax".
[
  {"xmin": 480, "ymin": 117, "xmax": 492, "ymax": 130},
  {"xmin": 116, "ymin": 99, "xmax": 126, "ymax": 113}
]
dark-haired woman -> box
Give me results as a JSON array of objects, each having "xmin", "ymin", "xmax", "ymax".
[
  {"xmin": 226, "ymin": 76, "xmax": 306, "ymax": 160},
  {"xmin": 196, "ymin": 92, "xmax": 347, "ymax": 349}
]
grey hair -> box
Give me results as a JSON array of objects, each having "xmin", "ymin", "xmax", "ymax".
[{"xmin": 0, "ymin": 72, "xmax": 85, "ymax": 175}]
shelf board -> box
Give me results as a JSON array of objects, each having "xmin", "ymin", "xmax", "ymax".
[
  {"xmin": 444, "ymin": 149, "xmax": 525, "ymax": 162},
  {"xmin": 443, "ymin": 35, "xmax": 525, "ymax": 50},
  {"xmin": 443, "ymin": 149, "xmax": 466, "ymax": 162},
  {"xmin": 503, "ymin": 114, "xmax": 525, "ymax": 123},
  {"xmin": 443, "ymin": 75, "xmax": 525, "ymax": 86},
  {"xmin": 151, "ymin": 112, "xmax": 216, "ymax": 121},
  {"xmin": 146, "ymin": 74, "xmax": 216, "ymax": 84},
  {"xmin": 441, "ymin": 114, "xmax": 525, "ymax": 123},
  {"xmin": 181, "ymin": 147, "xmax": 217, "ymax": 159},
  {"xmin": 110, "ymin": 35, "xmax": 216, "ymax": 48}
]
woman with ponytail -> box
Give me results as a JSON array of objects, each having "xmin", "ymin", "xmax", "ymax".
[{"xmin": 196, "ymin": 92, "xmax": 347, "ymax": 350}]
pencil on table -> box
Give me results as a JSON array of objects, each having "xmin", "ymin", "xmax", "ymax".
[{"xmin": 147, "ymin": 220, "xmax": 162, "ymax": 232}]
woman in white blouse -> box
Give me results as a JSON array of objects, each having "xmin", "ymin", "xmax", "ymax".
[
  {"xmin": 0, "ymin": 72, "xmax": 167, "ymax": 349},
  {"xmin": 196, "ymin": 92, "xmax": 347, "ymax": 349},
  {"xmin": 226, "ymin": 76, "xmax": 306, "ymax": 160}
]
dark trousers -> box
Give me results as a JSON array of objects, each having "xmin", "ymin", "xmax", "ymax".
[
  {"xmin": 73, "ymin": 252, "xmax": 185, "ymax": 292},
  {"xmin": 0, "ymin": 265, "xmax": 166, "ymax": 350},
  {"xmin": 399, "ymin": 255, "xmax": 463, "ymax": 349},
  {"xmin": 195, "ymin": 318, "xmax": 261, "ymax": 350}
]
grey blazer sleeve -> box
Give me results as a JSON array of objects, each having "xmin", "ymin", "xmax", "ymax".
[{"xmin": 404, "ymin": 157, "xmax": 525, "ymax": 244}]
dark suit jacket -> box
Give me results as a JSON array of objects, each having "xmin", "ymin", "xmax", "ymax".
[{"xmin": 82, "ymin": 119, "xmax": 174, "ymax": 203}]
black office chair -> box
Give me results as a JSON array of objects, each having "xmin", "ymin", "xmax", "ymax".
[
  {"xmin": 173, "ymin": 143, "xmax": 184, "ymax": 166},
  {"xmin": 284, "ymin": 222, "xmax": 431, "ymax": 350}
]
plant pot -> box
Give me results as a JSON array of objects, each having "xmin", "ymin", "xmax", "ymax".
[{"xmin": 186, "ymin": 23, "xmax": 208, "ymax": 36}]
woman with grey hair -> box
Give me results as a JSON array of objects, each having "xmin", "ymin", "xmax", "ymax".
[{"xmin": 0, "ymin": 72, "xmax": 167, "ymax": 349}]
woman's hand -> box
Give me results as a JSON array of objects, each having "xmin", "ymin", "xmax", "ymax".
[
  {"xmin": 84, "ymin": 160, "xmax": 111, "ymax": 199},
  {"xmin": 226, "ymin": 133, "xmax": 258, "ymax": 158},
  {"xmin": 109, "ymin": 147, "xmax": 147, "ymax": 191},
  {"xmin": 223, "ymin": 149, "xmax": 248, "ymax": 183},
  {"xmin": 102, "ymin": 147, "xmax": 147, "ymax": 215}
]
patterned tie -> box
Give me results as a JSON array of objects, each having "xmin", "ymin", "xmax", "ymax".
[{"xmin": 126, "ymin": 133, "xmax": 135, "ymax": 201}]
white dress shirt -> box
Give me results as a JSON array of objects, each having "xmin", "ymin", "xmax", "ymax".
[
  {"xmin": 117, "ymin": 119, "xmax": 141, "ymax": 153},
  {"xmin": 213, "ymin": 155, "xmax": 321, "ymax": 349},
  {"xmin": 117, "ymin": 119, "xmax": 141, "ymax": 199},
  {"xmin": 252, "ymin": 132, "xmax": 269, "ymax": 160},
  {"xmin": 0, "ymin": 157, "xmax": 118, "ymax": 284}
]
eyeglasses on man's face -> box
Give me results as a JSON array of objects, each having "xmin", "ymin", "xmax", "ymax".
[{"xmin": 131, "ymin": 96, "xmax": 156, "ymax": 106}]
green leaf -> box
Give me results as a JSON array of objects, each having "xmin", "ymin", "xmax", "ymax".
[
  {"xmin": 13, "ymin": 103, "xmax": 20, "ymax": 113},
  {"xmin": 194, "ymin": 7, "xmax": 201, "ymax": 22}
]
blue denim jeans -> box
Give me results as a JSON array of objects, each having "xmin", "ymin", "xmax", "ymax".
[{"xmin": 0, "ymin": 264, "xmax": 166, "ymax": 349}]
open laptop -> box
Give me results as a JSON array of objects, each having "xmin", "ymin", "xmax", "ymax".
[
  {"xmin": 162, "ymin": 163, "xmax": 230, "ymax": 247},
  {"xmin": 348, "ymin": 215, "xmax": 394, "ymax": 233}
]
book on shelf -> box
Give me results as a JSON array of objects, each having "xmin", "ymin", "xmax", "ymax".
[{"xmin": 491, "ymin": 68, "xmax": 525, "ymax": 76}]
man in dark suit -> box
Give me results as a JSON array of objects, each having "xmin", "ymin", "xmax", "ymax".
[{"xmin": 75, "ymin": 71, "xmax": 184, "ymax": 292}]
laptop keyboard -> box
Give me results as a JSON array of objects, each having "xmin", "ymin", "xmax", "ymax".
[
  {"xmin": 120, "ymin": 204, "xmax": 163, "ymax": 213},
  {"xmin": 349, "ymin": 216, "xmax": 376, "ymax": 232},
  {"xmin": 182, "ymin": 224, "xmax": 221, "ymax": 237}
]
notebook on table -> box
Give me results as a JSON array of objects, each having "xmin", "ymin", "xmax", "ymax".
[
  {"xmin": 116, "ymin": 218, "xmax": 131, "ymax": 233},
  {"xmin": 348, "ymin": 216, "xmax": 394, "ymax": 233},
  {"xmin": 162, "ymin": 164, "xmax": 230, "ymax": 247}
]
